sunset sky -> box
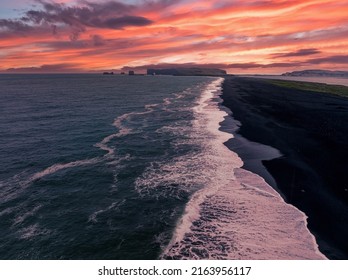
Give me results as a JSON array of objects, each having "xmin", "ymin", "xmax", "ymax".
[{"xmin": 0, "ymin": 0, "xmax": 347, "ymax": 74}]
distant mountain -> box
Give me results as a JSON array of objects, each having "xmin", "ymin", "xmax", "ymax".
[
  {"xmin": 147, "ymin": 68, "xmax": 227, "ymax": 76},
  {"xmin": 282, "ymin": 69, "xmax": 348, "ymax": 77}
]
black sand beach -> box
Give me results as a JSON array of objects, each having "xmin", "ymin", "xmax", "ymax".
[{"xmin": 221, "ymin": 77, "xmax": 348, "ymax": 259}]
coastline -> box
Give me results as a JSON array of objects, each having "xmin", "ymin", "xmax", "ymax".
[
  {"xmin": 220, "ymin": 76, "xmax": 348, "ymax": 259},
  {"xmin": 163, "ymin": 77, "xmax": 325, "ymax": 260}
]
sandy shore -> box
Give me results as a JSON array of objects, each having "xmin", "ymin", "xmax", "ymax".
[{"xmin": 221, "ymin": 77, "xmax": 348, "ymax": 259}]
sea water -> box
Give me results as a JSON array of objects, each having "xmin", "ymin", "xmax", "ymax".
[{"xmin": 0, "ymin": 74, "xmax": 325, "ymax": 259}]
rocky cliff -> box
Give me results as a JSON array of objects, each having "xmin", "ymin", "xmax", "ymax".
[{"xmin": 147, "ymin": 68, "xmax": 227, "ymax": 76}]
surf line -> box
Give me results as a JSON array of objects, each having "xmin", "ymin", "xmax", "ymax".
[
  {"xmin": 161, "ymin": 77, "xmax": 326, "ymax": 260},
  {"xmin": 27, "ymin": 86, "xmax": 191, "ymax": 183}
]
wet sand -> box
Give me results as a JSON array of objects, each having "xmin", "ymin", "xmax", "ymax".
[{"xmin": 221, "ymin": 76, "xmax": 348, "ymax": 259}]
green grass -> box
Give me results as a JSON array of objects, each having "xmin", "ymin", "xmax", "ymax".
[{"xmin": 263, "ymin": 79, "xmax": 348, "ymax": 98}]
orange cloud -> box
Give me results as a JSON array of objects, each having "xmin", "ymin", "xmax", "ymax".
[{"xmin": 1, "ymin": 0, "xmax": 347, "ymax": 74}]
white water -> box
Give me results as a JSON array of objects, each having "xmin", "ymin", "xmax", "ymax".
[
  {"xmin": 88, "ymin": 199, "xmax": 126, "ymax": 223},
  {"xmin": 30, "ymin": 158, "xmax": 100, "ymax": 182},
  {"xmin": 162, "ymin": 78, "xmax": 326, "ymax": 259},
  {"xmin": 26, "ymin": 104, "xmax": 156, "ymax": 184}
]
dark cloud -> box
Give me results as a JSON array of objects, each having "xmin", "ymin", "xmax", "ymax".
[
  {"xmin": 121, "ymin": 62, "xmax": 228, "ymax": 71},
  {"xmin": 227, "ymin": 62, "xmax": 304, "ymax": 69},
  {"xmin": 258, "ymin": 62, "xmax": 304, "ymax": 68},
  {"xmin": 0, "ymin": 0, "xmax": 153, "ymax": 39},
  {"xmin": 0, "ymin": 19, "xmax": 32, "ymax": 32},
  {"xmin": 27, "ymin": 0, "xmax": 152, "ymax": 29},
  {"xmin": 90, "ymin": 34, "xmax": 106, "ymax": 47},
  {"xmin": 122, "ymin": 56, "xmax": 348, "ymax": 73},
  {"xmin": 38, "ymin": 36, "xmax": 135, "ymax": 54},
  {"xmin": 307, "ymin": 55, "xmax": 348, "ymax": 64},
  {"xmin": 5, "ymin": 63, "xmax": 83, "ymax": 73},
  {"xmin": 39, "ymin": 40, "xmax": 89, "ymax": 50},
  {"xmin": 272, "ymin": 48, "xmax": 321, "ymax": 58},
  {"xmin": 100, "ymin": 15, "xmax": 152, "ymax": 29},
  {"xmin": 79, "ymin": 0, "xmax": 133, "ymax": 14},
  {"xmin": 226, "ymin": 63, "xmax": 261, "ymax": 69}
]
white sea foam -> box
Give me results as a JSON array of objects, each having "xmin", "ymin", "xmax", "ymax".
[
  {"xmin": 163, "ymin": 97, "xmax": 172, "ymax": 106},
  {"xmin": 13, "ymin": 205, "xmax": 43, "ymax": 226},
  {"xmin": 88, "ymin": 199, "xmax": 126, "ymax": 223},
  {"xmin": 113, "ymin": 113, "xmax": 135, "ymax": 136},
  {"xmin": 3, "ymin": 82, "xmax": 203, "ymax": 198},
  {"xmin": 135, "ymin": 78, "xmax": 236, "ymax": 201},
  {"xmin": 30, "ymin": 158, "xmax": 100, "ymax": 182},
  {"xmin": 161, "ymin": 77, "xmax": 326, "ymax": 260},
  {"xmin": 145, "ymin": 103, "xmax": 160, "ymax": 110},
  {"xmin": 30, "ymin": 110, "xmax": 138, "ymax": 183},
  {"xmin": 0, "ymin": 206, "xmax": 16, "ymax": 217},
  {"xmin": 95, "ymin": 104, "xmax": 159, "ymax": 157},
  {"xmin": 0, "ymin": 171, "xmax": 36, "ymax": 203},
  {"xmin": 94, "ymin": 112, "xmax": 135, "ymax": 157},
  {"xmin": 17, "ymin": 223, "xmax": 51, "ymax": 240},
  {"xmin": 13, "ymin": 105, "xmax": 152, "ymax": 187}
]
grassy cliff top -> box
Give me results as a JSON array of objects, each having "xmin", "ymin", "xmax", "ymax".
[{"xmin": 263, "ymin": 79, "xmax": 348, "ymax": 98}]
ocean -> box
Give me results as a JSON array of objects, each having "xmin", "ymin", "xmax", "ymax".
[{"xmin": 0, "ymin": 74, "xmax": 325, "ymax": 259}]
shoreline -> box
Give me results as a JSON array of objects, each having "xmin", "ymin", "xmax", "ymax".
[
  {"xmin": 163, "ymin": 77, "xmax": 326, "ymax": 260},
  {"xmin": 219, "ymin": 104, "xmax": 282, "ymax": 193},
  {"xmin": 220, "ymin": 77, "xmax": 348, "ymax": 259}
]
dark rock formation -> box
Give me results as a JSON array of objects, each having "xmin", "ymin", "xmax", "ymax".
[{"xmin": 147, "ymin": 68, "xmax": 226, "ymax": 76}]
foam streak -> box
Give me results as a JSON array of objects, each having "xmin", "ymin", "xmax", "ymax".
[{"xmin": 162, "ymin": 77, "xmax": 326, "ymax": 260}]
